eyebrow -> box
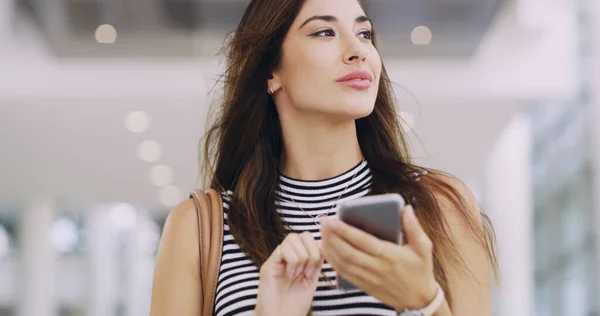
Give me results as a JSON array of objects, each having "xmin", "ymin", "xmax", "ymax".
[{"xmin": 298, "ymin": 15, "xmax": 372, "ymax": 30}]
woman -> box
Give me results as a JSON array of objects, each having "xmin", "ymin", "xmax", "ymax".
[{"xmin": 151, "ymin": 0, "xmax": 498, "ymax": 315}]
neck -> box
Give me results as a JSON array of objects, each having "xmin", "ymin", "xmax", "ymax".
[{"xmin": 279, "ymin": 116, "xmax": 363, "ymax": 181}]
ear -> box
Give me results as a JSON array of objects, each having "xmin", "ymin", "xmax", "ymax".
[{"xmin": 267, "ymin": 73, "xmax": 282, "ymax": 94}]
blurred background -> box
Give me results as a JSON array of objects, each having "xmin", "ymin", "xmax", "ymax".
[{"xmin": 0, "ymin": 0, "xmax": 599, "ymax": 315}]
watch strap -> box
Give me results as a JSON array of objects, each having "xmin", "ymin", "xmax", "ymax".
[{"xmin": 420, "ymin": 282, "xmax": 445, "ymax": 316}]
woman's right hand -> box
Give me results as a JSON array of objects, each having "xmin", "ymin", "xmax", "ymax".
[{"xmin": 254, "ymin": 232, "xmax": 324, "ymax": 316}]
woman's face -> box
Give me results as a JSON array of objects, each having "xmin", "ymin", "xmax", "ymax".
[{"xmin": 270, "ymin": 0, "xmax": 382, "ymax": 122}]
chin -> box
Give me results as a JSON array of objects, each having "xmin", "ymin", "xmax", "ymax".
[
  {"xmin": 334, "ymin": 103, "xmax": 375, "ymax": 121},
  {"xmin": 340, "ymin": 92, "xmax": 376, "ymax": 113},
  {"xmin": 352, "ymin": 105, "xmax": 375, "ymax": 119},
  {"xmin": 343, "ymin": 98, "xmax": 376, "ymax": 118},
  {"xmin": 307, "ymin": 95, "xmax": 376, "ymax": 121}
]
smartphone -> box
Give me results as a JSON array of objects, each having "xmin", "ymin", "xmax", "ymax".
[{"xmin": 335, "ymin": 193, "xmax": 405, "ymax": 291}]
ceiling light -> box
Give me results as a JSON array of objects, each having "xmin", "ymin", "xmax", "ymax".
[
  {"xmin": 158, "ymin": 185, "xmax": 183, "ymax": 208},
  {"xmin": 411, "ymin": 26, "xmax": 432, "ymax": 45},
  {"xmin": 137, "ymin": 141, "xmax": 163, "ymax": 163},
  {"xmin": 149, "ymin": 165, "xmax": 175, "ymax": 187},
  {"xmin": 95, "ymin": 24, "xmax": 118, "ymax": 44},
  {"xmin": 124, "ymin": 111, "xmax": 151, "ymax": 133}
]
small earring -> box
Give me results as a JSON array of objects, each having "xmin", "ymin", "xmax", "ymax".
[{"xmin": 268, "ymin": 86, "xmax": 274, "ymax": 95}]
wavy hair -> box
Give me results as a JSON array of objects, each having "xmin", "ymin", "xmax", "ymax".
[{"xmin": 201, "ymin": 0, "xmax": 498, "ymax": 308}]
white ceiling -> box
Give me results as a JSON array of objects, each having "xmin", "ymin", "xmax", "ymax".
[{"xmin": 15, "ymin": 0, "xmax": 503, "ymax": 58}]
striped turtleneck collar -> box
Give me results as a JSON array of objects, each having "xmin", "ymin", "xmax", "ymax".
[{"xmin": 276, "ymin": 160, "xmax": 373, "ymax": 225}]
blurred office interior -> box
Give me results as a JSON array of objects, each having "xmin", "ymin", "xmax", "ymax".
[{"xmin": 1, "ymin": 0, "xmax": 600, "ymax": 315}]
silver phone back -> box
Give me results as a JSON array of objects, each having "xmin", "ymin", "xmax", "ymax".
[{"xmin": 335, "ymin": 193, "xmax": 405, "ymax": 291}]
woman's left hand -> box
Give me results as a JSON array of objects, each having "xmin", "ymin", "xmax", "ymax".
[{"xmin": 320, "ymin": 205, "xmax": 438, "ymax": 312}]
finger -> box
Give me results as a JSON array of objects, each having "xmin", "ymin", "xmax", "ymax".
[
  {"xmin": 321, "ymin": 220, "xmax": 380, "ymax": 271},
  {"xmin": 299, "ymin": 232, "xmax": 323, "ymax": 278},
  {"xmin": 279, "ymin": 237, "xmax": 301, "ymax": 278},
  {"xmin": 286, "ymin": 234, "xmax": 310, "ymax": 278},
  {"xmin": 321, "ymin": 216, "xmax": 397, "ymax": 260},
  {"xmin": 321, "ymin": 231, "xmax": 381, "ymax": 290},
  {"xmin": 402, "ymin": 205, "xmax": 432, "ymax": 259},
  {"xmin": 274, "ymin": 245, "xmax": 283, "ymax": 262},
  {"xmin": 317, "ymin": 214, "xmax": 329, "ymax": 224}
]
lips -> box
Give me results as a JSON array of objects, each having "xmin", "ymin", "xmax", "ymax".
[{"xmin": 336, "ymin": 70, "xmax": 373, "ymax": 90}]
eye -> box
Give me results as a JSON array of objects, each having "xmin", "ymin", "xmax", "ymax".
[
  {"xmin": 358, "ymin": 30, "xmax": 373, "ymax": 40},
  {"xmin": 312, "ymin": 29, "xmax": 336, "ymax": 37}
]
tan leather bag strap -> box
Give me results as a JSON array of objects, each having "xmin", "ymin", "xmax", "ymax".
[{"xmin": 191, "ymin": 189, "xmax": 224, "ymax": 316}]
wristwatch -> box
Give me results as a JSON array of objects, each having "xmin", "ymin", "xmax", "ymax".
[{"xmin": 398, "ymin": 282, "xmax": 445, "ymax": 316}]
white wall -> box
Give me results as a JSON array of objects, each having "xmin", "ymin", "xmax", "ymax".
[{"xmin": 485, "ymin": 114, "xmax": 534, "ymax": 316}]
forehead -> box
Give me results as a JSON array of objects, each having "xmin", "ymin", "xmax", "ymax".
[{"xmin": 294, "ymin": 0, "xmax": 367, "ymax": 23}]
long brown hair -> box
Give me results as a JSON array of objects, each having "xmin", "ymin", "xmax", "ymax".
[{"xmin": 202, "ymin": 0, "xmax": 498, "ymax": 308}]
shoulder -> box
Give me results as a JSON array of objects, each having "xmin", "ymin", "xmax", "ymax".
[
  {"xmin": 157, "ymin": 198, "xmax": 199, "ymax": 260},
  {"xmin": 164, "ymin": 198, "xmax": 198, "ymax": 234},
  {"xmin": 151, "ymin": 198, "xmax": 203, "ymax": 315},
  {"xmin": 161, "ymin": 189, "xmax": 228, "ymax": 241},
  {"xmin": 421, "ymin": 171, "xmax": 481, "ymax": 221},
  {"xmin": 428, "ymin": 172, "xmax": 471, "ymax": 194}
]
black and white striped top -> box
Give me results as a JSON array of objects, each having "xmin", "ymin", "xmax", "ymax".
[{"xmin": 213, "ymin": 160, "xmax": 397, "ymax": 316}]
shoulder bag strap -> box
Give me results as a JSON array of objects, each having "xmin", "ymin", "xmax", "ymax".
[{"xmin": 191, "ymin": 189, "xmax": 224, "ymax": 316}]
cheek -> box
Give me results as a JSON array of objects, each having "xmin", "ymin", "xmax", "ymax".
[
  {"xmin": 284, "ymin": 49, "xmax": 336, "ymax": 95},
  {"xmin": 307, "ymin": 47, "xmax": 334, "ymax": 67},
  {"xmin": 297, "ymin": 49, "xmax": 335, "ymax": 83},
  {"xmin": 370, "ymin": 53, "xmax": 383, "ymax": 80},
  {"xmin": 284, "ymin": 50, "xmax": 321, "ymax": 82}
]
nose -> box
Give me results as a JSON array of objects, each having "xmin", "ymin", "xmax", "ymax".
[{"xmin": 343, "ymin": 38, "xmax": 368, "ymax": 64}]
